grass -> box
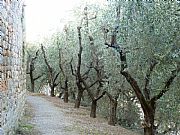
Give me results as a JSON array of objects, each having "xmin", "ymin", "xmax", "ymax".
[
  {"xmin": 15, "ymin": 123, "xmax": 34, "ymax": 135},
  {"xmin": 14, "ymin": 102, "xmax": 40, "ymax": 135}
]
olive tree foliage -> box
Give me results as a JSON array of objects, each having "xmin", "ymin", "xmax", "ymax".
[
  {"xmin": 40, "ymin": 31, "xmax": 79, "ymax": 97},
  {"xmin": 73, "ymin": 3, "xmax": 137, "ymax": 122},
  {"xmin": 103, "ymin": 0, "xmax": 179, "ymax": 134},
  {"xmin": 93, "ymin": 1, "xmax": 142, "ymax": 127},
  {"xmin": 56, "ymin": 26, "xmax": 78, "ymax": 101},
  {"xmin": 72, "ymin": 1, "xmax": 141, "ymax": 126},
  {"xmin": 26, "ymin": 0, "xmax": 179, "ymax": 134}
]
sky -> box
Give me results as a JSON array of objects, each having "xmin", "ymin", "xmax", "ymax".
[
  {"xmin": 25, "ymin": 0, "xmax": 81, "ymax": 43},
  {"xmin": 25, "ymin": 0, "xmax": 106, "ymax": 43}
]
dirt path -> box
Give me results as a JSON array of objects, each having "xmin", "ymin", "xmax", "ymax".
[
  {"xmin": 26, "ymin": 96, "xmax": 80, "ymax": 135},
  {"xmin": 27, "ymin": 95, "xmax": 140, "ymax": 135}
]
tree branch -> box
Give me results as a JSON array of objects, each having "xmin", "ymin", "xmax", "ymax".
[
  {"xmin": 58, "ymin": 48, "xmax": 66, "ymax": 77},
  {"xmin": 53, "ymin": 72, "xmax": 60, "ymax": 84},
  {"xmin": 41, "ymin": 45, "xmax": 52, "ymax": 71},
  {"xmin": 105, "ymin": 91, "xmax": 115, "ymax": 102},
  {"xmin": 80, "ymin": 77, "xmax": 95, "ymax": 100},
  {"xmin": 34, "ymin": 74, "xmax": 43, "ymax": 81},
  {"xmin": 82, "ymin": 62, "xmax": 93, "ymax": 77},
  {"xmin": 143, "ymin": 59, "xmax": 158, "ymax": 100},
  {"xmin": 121, "ymin": 70, "xmax": 148, "ymax": 113},
  {"xmin": 95, "ymin": 91, "xmax": 106, "ymax": 101},
  {"xmin": 77, "ymin": 26, "xmax": 83, "ymax": 76},
  {"xmin": 88, "ymin": 80, "xmax": 99, "ymax": 89},
  {"xmin": 104, "ymin": 25, "xmax": 148, "ymax": 114},
  {"xmin": 31, "ymin": 50, "xmax": 39, "ymax": 62},
  {"xmin": 70, "ymin": 59, "xmax": 76, "ymax": 76},
  {"xmin": 151, "ymin": 66, "xmax": 179, "ymax": 102}
]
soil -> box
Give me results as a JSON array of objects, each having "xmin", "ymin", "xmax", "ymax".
[{"xmin": 25, "ymin": 94, "xmax": 141, "ymax": 135}]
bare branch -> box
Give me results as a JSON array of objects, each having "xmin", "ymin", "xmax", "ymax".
[
  {"xmin": 54, "ymin": 81, "xmax": 60, "ymax": 87},
  {"xmin": 34, "ymin": 74, "xmax": 43, "ymax": 81},
  {"xmin": 88, "ymin": 80, "xmax": 99, "ymax": 89}
]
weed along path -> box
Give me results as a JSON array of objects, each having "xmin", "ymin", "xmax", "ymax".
[{"xmin": 26, "ymin": 95, "xmax": 140, "ymax": 135}]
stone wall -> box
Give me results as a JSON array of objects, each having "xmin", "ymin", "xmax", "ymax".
[{"xmin": 0, "ymin": 0, "xmax": 26, "ymax": 134}]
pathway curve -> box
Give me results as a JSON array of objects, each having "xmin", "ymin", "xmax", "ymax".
[{"xmin": 26, "ymin": 96, "xmax": 79, "ymax": 135}]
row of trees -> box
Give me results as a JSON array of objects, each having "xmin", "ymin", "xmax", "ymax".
[{"xmin": 26, "ymin": 1, "xmax": 180, "ymax": 135}]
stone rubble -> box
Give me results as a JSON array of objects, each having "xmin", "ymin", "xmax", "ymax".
[{"xmin": 0, "ymin": 0, "xmax": 26, "ymax": 134}]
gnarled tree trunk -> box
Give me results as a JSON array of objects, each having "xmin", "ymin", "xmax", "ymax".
[
  {"xmin": 30, "ymin": 69, "xmax": 35, "ymax": 92},
  {"xmin": 105, "ymin": 91, "xmax": 118, "ymax": 126},
  {"xmin": 41, "ymin": 45, "xmax": 60, "ymax": 97},
  {"xmin": 90, "ymin": 100, "xmax": 97, "ymax": 118},
  {"xmin": 143, "ymin": 102, "xmax": 156, "ymax": 135},
  {"xmin": 70, "ymin": 27, "xmax": 87, "ymax": 108},
  {"xmin": 108, "ymin": 99, "xmax": 117, "ymax": 126},
  {"xmin": 50, "ymin": 85, "xmax": 55, "ymax": 97},
  {"xmin": 74, "ymin": 89, "xmax": 84, "ymax": 108},
  {"xmin": 63, "ymin": 78, "xmax": 68, "ymax": 103}
]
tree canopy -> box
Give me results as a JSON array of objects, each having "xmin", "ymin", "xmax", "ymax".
[{"xmin": 26, "ymin": 1, "xmax": 180, "ymax": 135}]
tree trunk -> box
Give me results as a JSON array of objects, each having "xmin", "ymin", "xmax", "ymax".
[
  {"xmin": 63, "ymin": 79, "xmax": 68, "ymax": 103},
  {"xmin": 108, "ymin": 100, "xmax": 117, "ymax": 126},
  {"xmin": 142, "ymin": 100, "xmax": 156, "ymax": 135},
  {"xmin": 71, "ymin": 91, "xmax": 76, "ymax": 100},
  {"xmin": 30, "ymin": 70, "xmax": 35, "ymax": 92},
  {"xmin": 90, "ymin": 100, "xmax": 97, "ymax": 118},
  {"xmin": 144, "ymin": 112, "xmax": 155, "ymax": 135},
  {"xmin": 144, "ymin": 126, "xmax": 154, "ymax": 135},
  {"xmin": 74, "ymin": 90, "xmax": 83, "ymax": 108},
  {"xmin": 31, "ymin": 81, "xmax": 35, "ymax": 93},
  {"xmin": 50, "ymin": 86, "xmax": 55, "ymax": 97}
]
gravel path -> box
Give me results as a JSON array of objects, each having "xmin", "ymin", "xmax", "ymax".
[
  {"xmin": 26, "ymin": 95, "xmax": 140, "ymax": 135},
  {"xmin": 26, "ymin": 96, "xmax": 79, "ymax": 135}
]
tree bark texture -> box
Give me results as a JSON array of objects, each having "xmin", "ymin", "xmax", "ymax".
[
  {"xmin": 30, "ymin": 69, "xmax": 35, "ymax": 92},
  {"xmin": 90, "ymin": 100, "xmax": 97, "ymax": 118},
  {"xmin": 105, "ymin": 91, "xmax": 118, "ymax": 126},
  {"xmin": 74, "ymin": 89, "xmax": 84, "ymax": 108},
  {"xmin": 63, "ymin": 79, "xmax": 68, "ymax": 103},
  {"xmin": 41, "ymin": 45, "xmax": 59, "ymax": 97},
  {"xmin": 108, "ymin": 99, "xmax": 117, "ymax": 126},
  {"xmin": 50, "ymin": 86, "xmax": 55, "ymax": 97}
]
